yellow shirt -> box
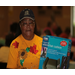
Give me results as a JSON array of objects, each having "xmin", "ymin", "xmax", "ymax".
[{"xmin": 7, "ymin": 34, "xmax": 43, "ymax": 69}]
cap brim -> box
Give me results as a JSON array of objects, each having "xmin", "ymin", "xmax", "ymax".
[{"xmin": 19, "ymin": 17, "xmax": 34, "ymax": 22}]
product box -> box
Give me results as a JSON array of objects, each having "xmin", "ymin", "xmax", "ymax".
[{"xmin": 39, "ymin": 35, "xmax": 72, "ymax": 69}]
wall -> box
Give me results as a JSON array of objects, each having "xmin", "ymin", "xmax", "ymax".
[
  {"xmin": 55, "ymin": 6, "xmax": 70, "ymax": 31},
  {"xmin": 0, "ymin": 6, "xmax": 8, "ymax": 37},
  {"xmin": 0, "ymin": 6, "xmax": 70, "ymax": 37},
  {"xmin": 9, "ymin": 6, "xmax": 70, "ymax": 31}
]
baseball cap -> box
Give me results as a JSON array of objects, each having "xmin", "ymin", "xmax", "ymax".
[{"xmin": 19, "ymin": 8, "xmax": 35, "ymax": 21}]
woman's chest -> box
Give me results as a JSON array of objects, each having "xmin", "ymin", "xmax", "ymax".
[{"xmin": 17, "ymin": 41, "xmax": 42, "ymax": 69}]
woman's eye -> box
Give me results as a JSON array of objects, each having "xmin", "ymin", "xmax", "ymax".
[
  {"xmin": 24, "ymin": 23, "xmax": 27, "ymax": 24},
  {"xmin": 23, "ymin": 23, "xmax": 27, "ymax": 25},
  {"xmin": 29, "ymin": 23, "xmax": 31, "ymax": 24},
  {"xmin": 29, "ymin": 22, "xmax": 33, "ymax": 24}
]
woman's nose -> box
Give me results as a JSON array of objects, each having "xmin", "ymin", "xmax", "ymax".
[{"xmin": 27, "ymin": 23, "xmax": 30, "ymax": 27}]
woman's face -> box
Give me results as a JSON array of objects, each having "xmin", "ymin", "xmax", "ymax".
[{"xmin": 20, "ymin": 18, "xmax": 35, "ymax": 38}]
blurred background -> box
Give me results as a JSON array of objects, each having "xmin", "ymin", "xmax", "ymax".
[
  {"xmin": 0, "ymin": 6, "xmax": 75, "ymax": 69},
  {"xmin": 0, "ymin": 6, "xmax": 73, "ymax": 37}
]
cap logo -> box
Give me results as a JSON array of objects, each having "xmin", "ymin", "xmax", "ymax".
[{"xmin": 24, "ymin": 10, "xmax": 29, "ymax": 15}]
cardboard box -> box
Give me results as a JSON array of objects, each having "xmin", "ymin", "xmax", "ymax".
[{"xmin": 39, "ymin": 35, "xmax": 72, "ymax": 69}]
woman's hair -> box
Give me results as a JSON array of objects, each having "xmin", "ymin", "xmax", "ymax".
[{"xmin": 14, "ymin": 20, "xmax": 38, "ymax": 39}]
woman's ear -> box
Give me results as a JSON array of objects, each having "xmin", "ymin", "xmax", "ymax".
[
  {"xmin": 20, "ymin": 25, "xmax": 21, "ymax": 28},
  {"xmin": 19, "ymin": 24, "xmax": 22, "ymax": 31}
]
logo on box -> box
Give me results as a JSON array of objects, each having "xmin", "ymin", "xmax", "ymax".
[
  {"xmin": 43, "ymin": 37, "xmax": 48, "ymax": 41},
  {"xmin": 60, "ymin": 41, "xmax": 67, "ymax": 46}
]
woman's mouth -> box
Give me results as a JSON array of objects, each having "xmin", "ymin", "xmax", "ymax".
[{"xmin": 26, "ymin": 30, "xmax": 31, "ymax": 32}]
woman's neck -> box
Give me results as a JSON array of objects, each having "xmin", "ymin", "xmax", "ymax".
[{"xmin": 22, "ymin": 34, "xmax": 34, "ymax": 40}]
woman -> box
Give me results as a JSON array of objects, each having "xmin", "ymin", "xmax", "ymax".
[{"xmin": 7, "ymin": 8, "xmax": 43, "ymax": 69}]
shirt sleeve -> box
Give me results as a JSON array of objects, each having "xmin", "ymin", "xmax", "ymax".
[{"xmin": 7, "ymin": 41, "xmax": 18, "ymax": 69}]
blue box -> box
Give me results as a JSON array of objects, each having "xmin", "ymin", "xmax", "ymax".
[{"xmin": 39, "ymin": 35, "xmax": 72, "ymax": 69}]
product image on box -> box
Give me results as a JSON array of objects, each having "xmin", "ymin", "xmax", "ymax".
[
  {"xmin": 41, "ymin": 47, "xmax": 47, "ymax": 58},
  {"xmin": 61, "ymin": 56, "xmax": 68, "ymax": 69},
  {"xmin": 43, "ymin": 57, "xmax": 60, "ymax": 69},
  {"xmin": 39, "ymin": 35, "xmax": 72, "ymax": 69}
]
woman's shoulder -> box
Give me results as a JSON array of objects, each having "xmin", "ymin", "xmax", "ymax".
[
  {"xmin": 10, "ymin": 34, "xmax": 22, "ymax": 45},
  {"xmin": 35, "ymin": 34, "xmax": 43, "ymax": 44},
  {"xmin": 35, "ymin": 34, "xmax": 43, "ymax": 40}
]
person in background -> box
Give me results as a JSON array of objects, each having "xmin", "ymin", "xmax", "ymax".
[
  {"xmin": 44, "ymin": 29, "xmax": 51, "ymax": 35},
  {"xmin": 0, "ymin": 22, "xmax": 18, "ymax": 48},
  {"xmin": 10, "ymin": 22, "xmax": 19, "ymax": 37},
  {"xmin": 0, "ymin": 34, "xmax": 14, "ymax": 68},
  {"xmin": 59, "ymin": 27, "xmax": 70, "ymax": 39},
  {"xmin": 7, "ymin": 8, "xmax": 43, "ymax": 69},
  {"xmin": 54, "ymin": 26, "xmax": 62, "ymax": 37},
  {"xmin": 42, "ymin": 29, "xmax": 52, "ymax": 37},
  {"xmin": 41, "ymin": 21, "xmax": 54, "ymax": 37},
  {"xmin": 51, "ymin": 21, "xmax": 58, "ymax": 34}
]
